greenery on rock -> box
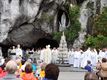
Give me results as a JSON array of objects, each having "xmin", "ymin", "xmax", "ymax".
[
  {"xmin": 93, "ymin": 7, "xmax": 107, "ymax": 36},
  {"xmin": 67, "ymin": 5, "xmax": 81, "ymax": 44},
  {"xmin": 84, "ymin": 7, "xmax": 107, "ymax": 48},
  {"xmin": 52, "ymin": 5, "xmax": 81, "ymax": 45},
  {"xmin": 84, "ymin": 35, "xmax": 107, "ymax": 49},
  {"xmin": 40, "ymin": 13, "xmax": 54, "ymax": 23}
]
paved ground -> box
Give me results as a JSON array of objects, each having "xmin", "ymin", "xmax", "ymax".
[
  {"xmin": 58, "ymin": 72, "xmax": 85, "ymax": 80},
  {"xmin": 59, "ymin": 66, "xmax": 87, "ymax": 72},
  {"xmin": 58, "ymin": 66, "xmax": 86, "ymax": 80}
]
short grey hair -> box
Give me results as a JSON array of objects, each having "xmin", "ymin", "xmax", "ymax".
[{"xmin": 6, "ymin": 60, "xmax": 17, "ymax": 74}]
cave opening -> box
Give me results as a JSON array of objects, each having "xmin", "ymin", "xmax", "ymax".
[
  {"xmin": 0, "ymin": 38, "xmax": 59, "ymax": 58},
  {"xmin": 34, "ymin": 38, "xmax": 59, "ymax": 49}
]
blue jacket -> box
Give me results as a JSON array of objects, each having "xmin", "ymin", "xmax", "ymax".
[{"xmin": 84, "ymin": 65, "xmax": 93, "ymax": 72}]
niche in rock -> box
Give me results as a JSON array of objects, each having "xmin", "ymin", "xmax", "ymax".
[
  {"xmin": 57, "ymin": 9, "xmax": 69, "ymax": 31},
  {"xmin": 35, "ymin": 38, "xmax": 59, "ymax": 49}
]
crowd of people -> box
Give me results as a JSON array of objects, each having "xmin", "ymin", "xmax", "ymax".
[
  {"xmin": 68, "ymin": 47, "xmax": 107, "ymax": 68},
  {"xmin": 0, "ymin": 57, "xmax": 59, "ymax": 80},
  {"xmin": 0, "ymin": 44, "xmax": 107, "ymax": 80},
  {"xmin": 7, "ymin": 44, "xmax": 58, "ymax": 64},
  {"xmin": 8, "ymin": 44, "xmax": 107, "ymax": 69},
  {"xmin": 68, "ymin": 47, "xmax": 107, "ymax": 80},
  {"xmin": 0, "ymin": 44, "xmax": 60, "ymax": 80}
]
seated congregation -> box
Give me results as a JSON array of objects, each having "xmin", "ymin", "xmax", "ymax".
[{"xmin": 0, "ymin": 57, "xmax": 59, "ymax": 80}]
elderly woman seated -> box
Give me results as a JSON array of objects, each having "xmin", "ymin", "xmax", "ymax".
[{"xmin": 0, "ymin": 60, "xmax": 22, "ymax": 80}]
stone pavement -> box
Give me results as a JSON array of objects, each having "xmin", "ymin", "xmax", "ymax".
[
  {"xmin": 58, "ymin": 72, "xmax": 85, "ymax": 80},
  {"xmin": 58, "ymin": 66, "xmax": 87, "ymax": 80},
  {"xmin": 59, "ymin": 66, "xmax": 87, "ymax": 72}
]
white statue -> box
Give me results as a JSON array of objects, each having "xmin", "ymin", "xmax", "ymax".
[
  {"xmin": 59, "ymin": 13, "xmax": 67, "ymax": 31},
  {"xmin": 58, "ymin": 32, "xmax": 68, "ymax": 64}
]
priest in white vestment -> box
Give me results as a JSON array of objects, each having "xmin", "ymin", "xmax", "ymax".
[
  {"xmin": 90, "ymin": 49, "xmax": 97, "ymax": 66},
  {"xmin": 10, "ymin": 46, "xmax": 16, "ymax": 60},
  {"xmin": 16, "ymin": 44, "xmax": 23, "ymax": 57},
  {"xmin": 80, "ymin": 51, "xmax": 85, "ymax": 68},
  {"xmin": 68, "ymin": 49, "xmax": 74, "ymax": 65},
  {"xmin": 98, "ymin": 49, "xmax": 106, "ymax": 61},
  {"xmin": 52, "ymin": 48, "xmax": 58, "ymax": 64},
  {"xmin": 40, "ymin": 48, "xmax": 45, "ymax": 61},
  {"xmin": 80, "ymin": 48, "xmax": 92, "ymax": 68},
  {"xmin": 104, "ymin": 48, "xmax": 107, "ymax": 58},
  {"xmin": 44, "ymin": 45, "xmax": 52, "ymax": 64},
  {"xmin": 73, "ymin": 49, "xmax": 81, "ymax": 68}
]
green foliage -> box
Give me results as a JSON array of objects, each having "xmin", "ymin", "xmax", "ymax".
[
  {"xmin": 84, "ymin": 35, "xmax": 107, "ymax": 49},
  {"xmin": 84, "ymin": 7, "xmax": 107, "ymax": 49},
  {"xmin": 69, "ymin": 5, "xmax": 80, "ymax": 19},
  {"xmin": 52, "ymin": 32, "xmax": 62, "ymax": 42},
  {"xmin": 52, "ymin": 5, "xmax": 81, "ymax": 44},
  {"xmin": 93, "ymin": 7, "xmax": 107, "ymax": 36},
  {"xmin": 66, "ymin": 5, "xmax": 81, "ymax": 43}
]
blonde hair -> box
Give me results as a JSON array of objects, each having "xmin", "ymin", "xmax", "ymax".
[{"xmin": 6, "ymin": 60, "xmax": 17, "ymax": 74}]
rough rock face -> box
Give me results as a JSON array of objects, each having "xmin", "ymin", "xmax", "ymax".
[
  {"xmin": 73, "ymin": 0, "xmax": 107, "ymax": 48},
  {"xmin": 0, "ymin": 0, "xmax": 72, "ymax": 47}
]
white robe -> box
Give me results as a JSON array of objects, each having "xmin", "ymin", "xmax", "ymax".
[
  {"xmin": 40, "ymin": 49, "xmax": 45, "ymax": 61},
  {"xmin": 52, "ymin": 49, "xmax": 58, "ymax": 64},
  {"xmin": 91, "ymin": 51, "xmax": 97, "ymax": 66},
  {"xmin": 44, "ymin": 48, "xmax": 52, "ymax": 64},
  {"xmin": 80, "ymin": 52, "xmax": 85, "ymax": 68},
  {"xmin": 73, "ymin": 51, "xmax": 81, "ymax": 68},
  {"xmin": 10, "ymin": 48, "xmax": 16, "ymax": 60},
  {"xmin": 80, "ymin": 50, "xmax": 92, "ymax": 68},
  {"xmin": 105, "ymin": 51, "xmax": 107, "ymax": 59},
  {"xmin": 68, "ymin": 50, "xmax": 74, "ymax": 65},
  {"xmin": 16, "ymin": 48, "xmax": 23, "ymax": 57},
  {"xmin": 99, "ymin": 50, "xmax": 106, "ymax": 60}
]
